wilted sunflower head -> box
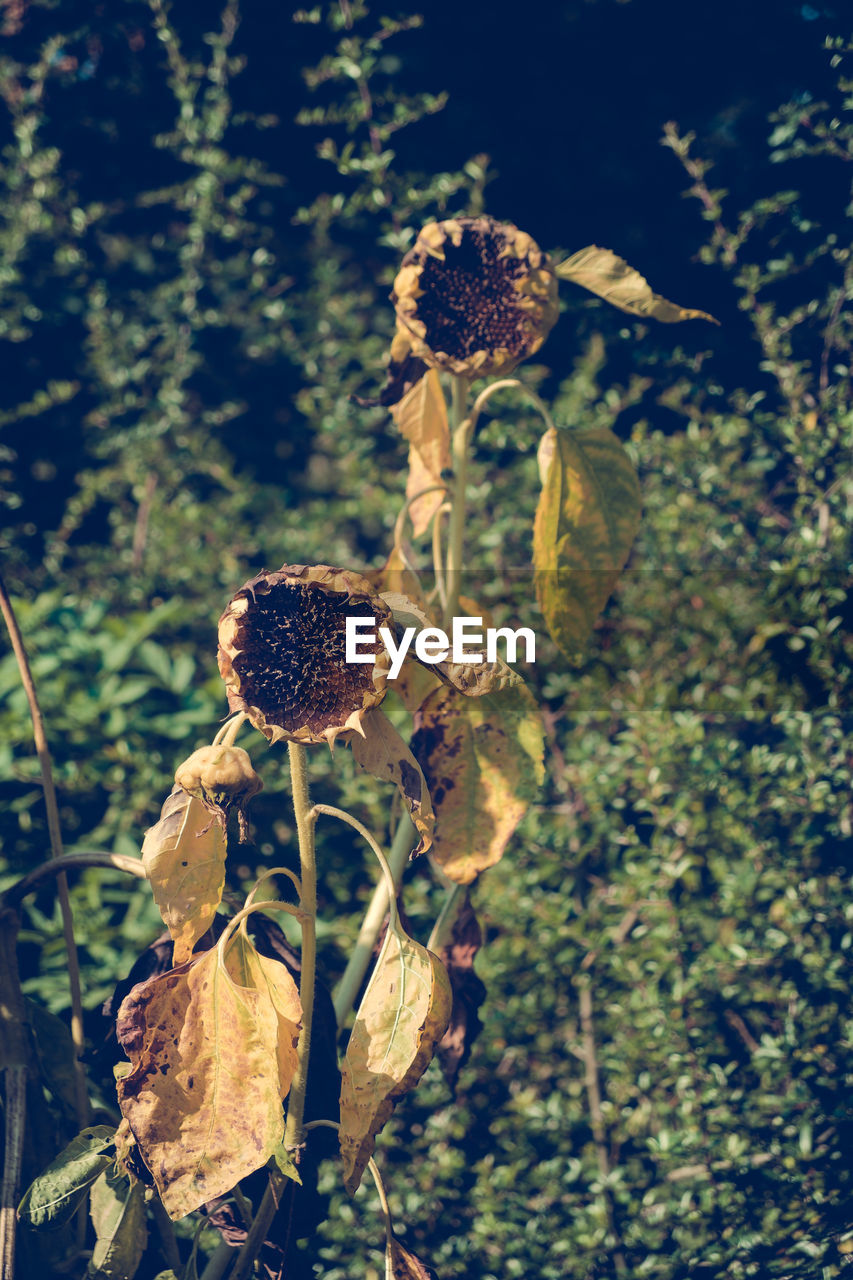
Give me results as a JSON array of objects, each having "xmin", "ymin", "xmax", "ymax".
[
  {"xmin": 217, "ymin": 565, "xmax": 392, "ymax": 746},
  {"xmin": 391, "ymin": 215, "xmax": 559, "ymax": 380}
]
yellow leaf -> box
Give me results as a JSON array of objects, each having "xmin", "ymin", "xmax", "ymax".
[
  {"xmin": 350, "ymin": 707, "xmax": 435, "ymax": 856},
  {"xmin": 386, "ymin": 1234, "xmax": 440, "ymax": 1279},
  {"xmin": 141, "ymin": 787, "xmax": 227, "ymax": 966},
  {"xmin": 411, "ymin": 683, "xmax": 545, "ymax": 885},
  {"xmin": 555, "ymin": 245, "xmax": 719, "ymax": 324},
  {"xmin": 115, "ymin": 932, "xmax": 301, "ymax": 1219},
  {"xmin": 533, "ymin": 426, "xmax": 641, "ymax": 662},
  {"xmin": 339, "ymin": 927, "xmax": 451, "ymax": 1195},
  {"xmin": 391, "ymin": 371, "xmax": 450, "ymax": 537}
]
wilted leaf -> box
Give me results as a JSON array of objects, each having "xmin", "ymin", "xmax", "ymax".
[
  {"xmin": 141, "ymin": 787, "xmax": 227, "ymax": 966},
  {"xmin": 411, "ymin": 683, "xmax": 545, "ymax": 885},
  {"xmin": 386, "ymin": 1235, "xmax": 440, "ymax": 1279},
  {"xmin": 437, "ymin": 893, "xmax": 486, "ymax": 1086},
  {"xmin": 380, "ymin": 591, "xmax": 518, "ymax": 698},
  {"xmin": 87, "ymin": 1166, "xmax": 147, "ymax": 1280},
  {"xmin": 18, "ymin": 1126, "xmax": 116, "ymax": 1228},
  {"xmin": 228, "ymin": 931, "xmax": 302, "ymax": 1106},
  {"xmin": 366, "ymin": 545, "xmax": 424, "ymax": 604},
  {"xmin": 350, "ymin": 707, "xmax": 435, "ymax": 855},
  {"xmin": 339, "ymin": 926, "xmax": 452, "ymax": 1194},
  {"xmin": 115, "ymin": 932, "xmax": 301, "ymax": 1219},
  {"xmin": 533, "ymin": 425, "xmax": 641, "ymax": 662},
  {"xmin": 391, "ymin": 371, "xmax": 451, "ymax": 537},
  {"xmin": 555, "ymin": 245, "xmax": 719, "ymax": 324}
]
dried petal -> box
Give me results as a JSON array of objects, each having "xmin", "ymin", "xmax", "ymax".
[
  {"xmin": 218, "ymin": 564, "xmax": 392, "ymax": 746},
  {"xmin": 390, "ymin": 216, "xmax": 559, "ymax": 381}
]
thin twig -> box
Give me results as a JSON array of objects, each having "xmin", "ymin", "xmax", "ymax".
[
  {"xmin": 0, "ymin": 573, "xmax": 89, "ymax": 1129},
  {"xmin": 3, "ymin": 851, "xmax": 147, "ymax": 907},
  {"xmin": 577, "ymin": 977, "xmax": 627, "ymax": 1276}
]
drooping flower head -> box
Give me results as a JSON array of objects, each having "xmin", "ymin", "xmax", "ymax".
[
  {"xmin": 390, "ymin": 216, "xmax": 559, "ymax": 380},
  {"xmin": 217, "ymin": 565, "xmax": 392, "ymax": 746}
]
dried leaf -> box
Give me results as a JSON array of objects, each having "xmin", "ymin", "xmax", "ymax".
[
  {"xmin": 386, "ymin": 1235, "xmax": 440, "ymax": 1279},
  {"xmin": 437, "ymin": 892, "xmax": 486, "ymax": 1086},
  {"xmin": 350, "ymin": 707, "xmax": 434, "ymax": 856},
  {"xmin": 555, "ymin": 244, "xmax": 719, "ymax": 324},
  {"xmin": 87, "ymin": 1166, "xmax": 147, "ymax": 1280},
  {"xmin": 339, "ymin": 926, "xmax": 452, "ymax": 1194},
  {"xmin": 18, "ymin": 1126, "xmax": 116, "ymax": 1228},
  {"xmin": 391, "ymin": 371, "xmax": 451, "ymax": 537},
  {"xmin": 141, "ymin": 787, "xmax": 227, "ymax": 966},
  {"xmin": 115, "ymin": 931, "xmax": 301, "ymax": 1219},
  {"xmin": 411, "ymin": 683, "xmax": 545, "ymax": 885},
  {"xmin": 380, "ymin": 591, "xmax": 518, "ymax": 698},
  {"xmin": 533, "ymin": 425, "xmax": 641, "ymax": 662}
]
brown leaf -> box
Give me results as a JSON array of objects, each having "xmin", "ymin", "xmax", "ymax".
[
  {"xmin": 386, "ymin": 1234, "xmax": 440, "ymax": 1279},
  {"xmin": 411, "ymin": 684, "xmax": 545, "ymax": 885},
  {"xmin": 533, "ymin": 425, "xmax": 641, "ymax": 662},
  {"xmin": 141, "ymin": 787, "xmax": 227, "ymax": 966},
  {"xmin": 555, "ymin": 245, "xmax": 719, "ymax": 324},
  {"xmin": 339, "ymin": 926, "xmax": 452, "ymax": 1195},
  {"xmin": 391, "ymin": 371, "xmax": 451, "ymax": 537},
  {"xmin": 437, "ymin": 892, "xmax": 486, "ymax": 1086},
  {"xmin": 350, "ymin": 707, "xmax": 434, "ymax": 856},
  {"xmin": 115, "ymin": 931, "xmax": 302, "ymax": 1219},
  {"xmin": 380, "ymin": 591, "xmax": 518, "ymax": 698}
]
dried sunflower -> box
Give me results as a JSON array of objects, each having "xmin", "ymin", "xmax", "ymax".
[
  {"xmin": 390, "ymin": 215, "xmax": 559, "ymax": 381},
  {"xmin": 217, "ymin": 565, "xmax": 392, "ymax": 746}
]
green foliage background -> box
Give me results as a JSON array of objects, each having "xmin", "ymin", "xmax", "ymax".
[{"xmin": 1, "ymin": 1, "xmax": 852, "ymax": 1277}]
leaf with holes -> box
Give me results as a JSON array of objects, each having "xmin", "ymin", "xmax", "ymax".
[
  {"xmin": 391, "ymin": 370, "xmax": 450, "ymax": 537},
  {"xmin": 115, "ymin": 931, "xmax": 301, "ymax": 1219},
  {"xmin": 533, "ymin": 425, "xmax": 641, "ymax": 662},
  {"xmin": 350, "ymin": 707, "xmax": 434, "ymax": 855},
  {"xmin": 411, "ymin": 682, "xmax": 544, "ymax": 885},
  {"xmin": 141, "ymin": 787, "xmax": 227, "ymax": 966},
  {"xmin": 555, "ymin": 245, "xmax": 718, "ymax": 324},
  {"xmin": 339, "ymin": 926, "xmax": 451, "ymax": 1195}
]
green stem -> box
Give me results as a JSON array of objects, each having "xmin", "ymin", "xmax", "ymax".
[
  {"xmin": 332, "ymin": 813, "xmax": 413, "ymax": 1025},
  {"xmin": 149, "ymin": 1193, "xmax": 182, "ymax": 1273},
  {"xmin": 426, "ymin": 882, "xmax": 466, "ymax": 954},
  {"xmin": 444, "ymin": 375, "xmax": 471, "ymax": 625},
  {"xmin": 304, "ymin": 1121, "xmax": 394, "ymax": 1246},
  {"xmin": 227, "ymin": 1168, "xmax": 286, "ymax": 1280},
  {"xmin": 0, "ymin": 573, "xmax": 88, "ymax": 1130},
  {"xmin": 311, "ymin": 805, "xmax": 399, "ymax": 932},
  {"xmin": 282, "ymin": 742, "xmax": 317, "ymax": 1152}
]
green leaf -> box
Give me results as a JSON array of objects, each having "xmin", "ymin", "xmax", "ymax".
[
  {"xmin": 411, "ymin": 683, "xmax": 545, "ymax": 885},
  {"xmin": 18, "ymin": 1126, "xmax": 116, "ymax": 1229},
  {"xmin": 339, "ymin": 926, "xmax": 452, "ymax": 1194},
  {"xmin": 554, "ymin": 245, "xmax": 719, "ymax": 324},
  {"xmin": 25, "ymin": 998, "xmax": 78, "ymax": 1120},
  {"xmin": 533, "ymin": 425, "xmax": 641, "ymax": 662},
  {"xmin": 86, "ymin": 1167, "xmax": 147, "ymax": 1280}
]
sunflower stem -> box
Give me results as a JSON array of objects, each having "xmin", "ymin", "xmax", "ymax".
[
  {"xmin": 332, "ymin": 812, "xmax": 413, "ymax": 1025},
  {"xmin": 282, "ymin": 742, "xmax": 317, "ymax": 1153},
  {"xmin": 444, "ymin": 375, "xmax": 471, "ymax": 626}
]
